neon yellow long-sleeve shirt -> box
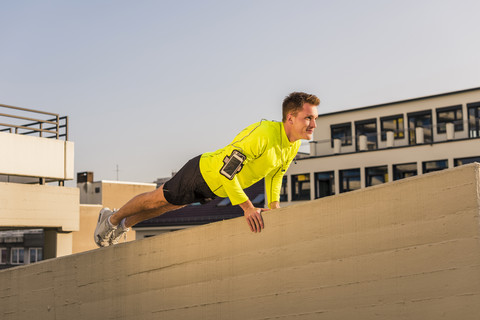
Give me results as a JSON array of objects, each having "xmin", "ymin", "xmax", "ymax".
[{"xmin": 199, "ymin": 120, "xmax": 301, "ymax": 207}]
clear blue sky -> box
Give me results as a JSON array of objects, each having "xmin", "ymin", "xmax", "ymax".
[{"xmin": 1, "ymin": 0, "xmax": 479, "ymax": 185}]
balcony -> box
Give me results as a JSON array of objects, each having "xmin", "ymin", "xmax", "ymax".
[
  {"xmin": 0, "ymin": 103, "xmax": 78, "ymax": 258},
  {"xmin": 0, "ymin": 103, "xmax": 73, "ymax": 183}
]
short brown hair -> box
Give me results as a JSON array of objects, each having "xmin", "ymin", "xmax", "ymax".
[{"xmin": 282, "ymin": 92, "xmax": 320, "ymax": 122}]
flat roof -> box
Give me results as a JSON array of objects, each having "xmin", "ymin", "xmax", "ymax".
[{"xmin": 320, "ymin": 86, "xmax": 480, "ymax": 117}]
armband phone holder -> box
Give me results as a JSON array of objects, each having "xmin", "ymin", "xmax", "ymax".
[{"xmin": 220, "ymin": 150, "xmax": 246, "ymax": 180}]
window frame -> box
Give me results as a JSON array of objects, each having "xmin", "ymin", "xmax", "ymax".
[
  {"xmin": 354, "ymin": 118, "xmax": 378, "ymax": 151},
  {"xmin": 330, "ymin": 122, "xmax": 352, "ymax": 148},
  {"xmin": 314, "ymin": 171, "xmax": 335, "ymax": 199},
  {"xmin": 291, "ymin": 173, "xmax": 311, "ymax": 201},
  {"xmin": 467, "ymin": 102, "xmax": 480, "ymax": 138},
  {"xmin": 0, "ymin": 248, "xmax": 7, "ymax": 264},
  {"xmin": 10, "ymin": 247, "xmax": 25, "ymax": 265},
  {"xmin": 393, "ymin": 162, "xmax": 418, "ymax": 181},
  {"xmin": 436, "ymin": 105, "xmax": 463, "ymax": 134},
  {"xmin": 422, "ymin": 159, "xmax": 448, "ymax": 174},
  {"xmin": 365, "ymin": 165, "xmax": 388, "ymax": 187},
  {"xmin": 339, "ymin": 168, "xmax": 361, "ymax": 193},
  {"xmin": 380, "ymin": 114, "xmax": 405, "ymax": 141},
  {"xmin": 454, "ymin": 156, "xmax": 480, "ymax": 167},
  {"xmin": 29, "ymin": 247, "xmax": 43, "ymax": 264},
  {"xmin": 407, "ymin": 110, "xmax": 433, "ymax": 145}
]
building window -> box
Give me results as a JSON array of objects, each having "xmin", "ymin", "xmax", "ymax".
[
  {"xmin": 331, "ymin": 123, "xmax": 352, "ymax": 147},
  {"xmin": 393, "ymin": 162, "xmax": 417, "ymax": 181},
  {"xmin": 280, "ymin": 176, "xmax": 288, "ymax": 202},
  {"xmin": 355, "ymin": 119, "xmax": 377, "ymax": 151},
  {"xmin": 315, "ymin": 171, "xmax": 334, "ymax": 199},
  {"xmin": 408, "ymin": 111, "xmax": 433, "ymax": 144},
  {"xmin": 29, "ymin": 248, "xmax": 43, "ymax": 264},
  {"xmin": 422, "ymin": 160, "xmax": 448, "ymax": 174},
  {"xmin": 339, "ymin": 169, "xmax": 360, "ymax": 193},
  {"xmin": 468, "ymin": 102, "xmax": 480, "ymax": 138},
  {"xmin": 11, "ymin": 248, "xmax": 24, "ymax": 265},
  {"xmin": 436, "ymin": 105, "xmax": 463, "ymax": 134},
  {"xmin": 454, "ymin": 156, "xmax": 480, "ymax": 167},
  {"xmin": 1, "ymin": 248, "xmax": 7, "ymax": 264},
  {"xmin": 291, "ymin": 174, "xmax": 311, "ymax": 201},
  {"xmin": 380, "ymin": 114, "xmax": 404, "ymax": 140},
  {"xmin": 365, "ymin": 166, "xmax": 388, "ymax": 187}
]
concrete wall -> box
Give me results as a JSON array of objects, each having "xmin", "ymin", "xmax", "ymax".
[
  {"xmin": 0, "ymin": 132, "xmax": 74, "ymax": 180},
  {"xmin": 286, "ymin": 139, "xmax": 480, "ymax": 202},
  {"xmin": 0, "ymin": 183, "xmax": 79, "ymax": 232},
  {"xmin": 1, "ymin": 164, "xmax": 479, "ymax": 319}
]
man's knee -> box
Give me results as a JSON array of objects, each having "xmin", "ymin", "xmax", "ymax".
[{"xmin": 142, "ymin": 185, "xmax": 170, "ymax": 210}]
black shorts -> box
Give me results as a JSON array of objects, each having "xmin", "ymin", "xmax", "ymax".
[{"xmin": 163, "ymin": 155, "xmax": 217, "ymax": 205}]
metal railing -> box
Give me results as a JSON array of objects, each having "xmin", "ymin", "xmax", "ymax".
[{"xmin": 0, "ymin": 103, "xmax": 68, "ymax": 140}]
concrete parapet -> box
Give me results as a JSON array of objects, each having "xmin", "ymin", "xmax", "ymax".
[
  {"xmin": 0, "ymin": 183, "xmax": 79, "ymax": 231},
  {"xmin": 0, "ymin": 132, "xmax": 74, "ymax": 180},
  {"xmin": 1, "ymin": 164, "xmax": 479, "ymax": 319}
]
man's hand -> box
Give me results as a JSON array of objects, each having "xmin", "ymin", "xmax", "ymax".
[
  {"xmin": 239, "ymin": 200, "xmax": 270, "ymax": 233},
  {"xmin": 269, "ymin": 201, "xmax": 280, "ymax": 209}
]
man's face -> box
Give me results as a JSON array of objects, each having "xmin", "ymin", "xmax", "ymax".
[{"xmin": 287, "ymin": 103, "xmax": 319, "ymax": 142}]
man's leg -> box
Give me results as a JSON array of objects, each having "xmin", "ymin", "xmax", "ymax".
[
  {"xmin": 94, "ymin": 185, "xmax": 183, "ymax": 247},
  {"xmin": 110, "ymin": 185, "xmax": 184, "ymax": 227}
]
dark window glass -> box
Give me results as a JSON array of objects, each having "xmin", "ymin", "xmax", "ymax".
[
  {"xmin": 454, "ymin": 156, "xmax": 480, "ymax": 166},
  {"xmin": 291, "ymin": 174, "xmax": 311, "ymax": 201},
  {"xmin": 380, "ymin": 115, "xmax": 404, "ymax": 140},
  {"xmin": 436, "ymin": 105, "xmax": 463, "ymax": 134},
  {"xmin": 467, "ymin": 102, "xmax": 480, "ymax": 138},
  {"xmin": 1, "ymin": 248, "xmax": 7, "ymax": 264},
  {"xmin": 331, "ymin": 123, "xmax": 352, "ymax": 147},
  {"xmin": 408, "ymin": 111, "xmax": 433, "ymax": 144},
  {"xmin": 422, "ymin": 160, "xmax": 448, "ymax": 174},
  {"xmin": 365, "ymin": 166, "xmax": 388, "ymax": 187},
  {"xmin": 315, "ymin": 171, "xmax": 335, "ymax": 198},
  {"xmin": 280, "ymin": 176, "xmax": 288, "ymax": 202},
  {"xmin": 393, "ymin": 163, "xmax": 417, "ymax": 181},
  {"xmin": 355, "ymin": 119, "xmax": 377, "ymax": 151},
  {"xmin": 339, "ymin": 169, "xmax": 360, "ymax": 193}
]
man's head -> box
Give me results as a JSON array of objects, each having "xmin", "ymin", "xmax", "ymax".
[
  {"xmin": 283, "ymin": 92, "xmax": 320, "ymax": 142},
  {"xmin": 282, "ymin": 92, "xmax": 320, "ymax": 122}
]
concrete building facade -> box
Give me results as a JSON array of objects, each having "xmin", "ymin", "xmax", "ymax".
[
  {"xmin": 0, "ymin": 104, "xmax": 78, "ymax": 263},
  {"xmin": 282, "ymin": 87, "xmax": 480, "ymax": 205}
]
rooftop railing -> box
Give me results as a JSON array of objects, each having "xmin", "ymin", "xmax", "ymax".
[{"xmin": 0, "ymin": 103, "xmax": 68, "ymax": 140}]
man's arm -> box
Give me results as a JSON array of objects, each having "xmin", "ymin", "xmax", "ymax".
[{"xmin": 239, "ymin": 199, "xmax": 270, "ymax": 233}]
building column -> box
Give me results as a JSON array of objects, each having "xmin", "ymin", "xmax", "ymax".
[
  {"xmin": 44, "ymin": 229, "xmax": 73, "ymax": 259},
  {"xmin": 310, "ymin": 172, "xmax": 315, "ymax": 200}
]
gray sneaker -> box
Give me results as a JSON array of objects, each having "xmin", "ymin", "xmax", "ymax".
[
  {"xmin": 110, "ymin": 222, "xmax": 130, "ymax": 245},
  {"xmin": 94, "ymin": 208, "xmax": 116, "ymax": 247}
]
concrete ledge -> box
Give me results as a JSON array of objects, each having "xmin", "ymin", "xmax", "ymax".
[
  {"xmin": 1, "ymin": 164, "xmax": 479, "ymax": 319},
  {"xmin": 0, "ymin": 132, "xmax": 74, "ymax": 180},
  {"xmin": 0, "ymin": 183, "xmax": 79, "ymax": 231}
]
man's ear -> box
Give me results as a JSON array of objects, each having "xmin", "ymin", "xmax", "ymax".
[{"xmin": 286, "ymin": 113, "xmax": 293, "ymax": 124}]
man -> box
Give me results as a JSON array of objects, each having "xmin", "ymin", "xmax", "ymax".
[{"xmin": 94, "ymin": 92, "xmax": 319, "ymax": 247}]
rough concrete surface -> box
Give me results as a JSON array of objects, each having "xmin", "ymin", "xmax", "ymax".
[{"xmin": 1, "ymin": 164, "xmax": 479, "ymax": 319}]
